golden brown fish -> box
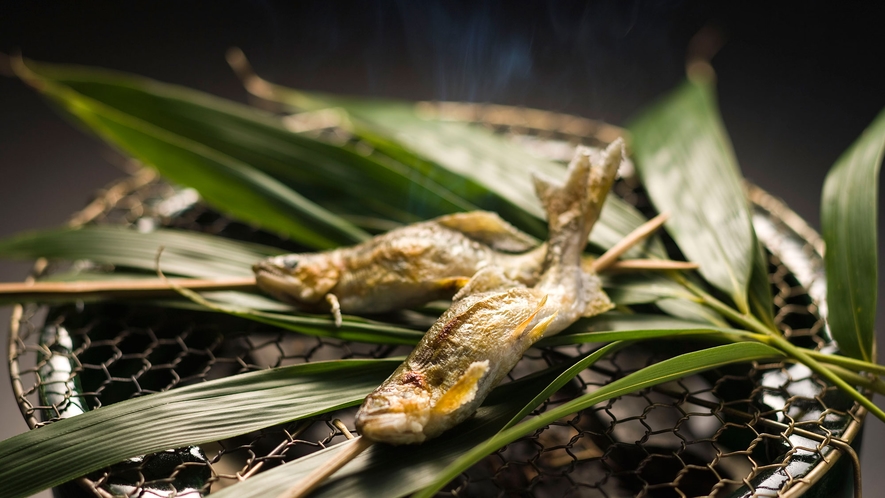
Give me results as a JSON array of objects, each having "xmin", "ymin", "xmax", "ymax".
[
  {"xmin": 253, "ymin": 211, "xmax": 547, "ymax": 325},
  {"xmin": 353, "ymin": 139, "xmax": 624, "ymax": 444}
]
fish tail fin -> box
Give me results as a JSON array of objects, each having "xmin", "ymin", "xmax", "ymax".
[{"xmin": 532, "ymin": 138, "xmax": 625, "ymax": 267}]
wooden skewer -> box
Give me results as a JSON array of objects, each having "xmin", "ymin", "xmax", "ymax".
[
  {"xmin": 606, "ymin": 259, "xmax": 698, "ymax": 271},
  {"xmin": 0, "ymin": 259, "xmax": 696, "ymax": 302},
  {"xmin": 0, "ymin": 277, "xmax": 257, "ymax": 301},
  {"xmin": 591, "ymin": 212, "xmax": 672, "ymax": 272},
  {"xmin": 276, "ymin": 436, "xmax": 373, "ymax": 498},
  {"xmin": 0, "ymin": 212, "xmax": 694, "ymax": 303}
]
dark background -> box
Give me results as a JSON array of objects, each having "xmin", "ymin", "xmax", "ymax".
[{"xmin": 2, "ymin": 2, "xmax": 884, "ymax": 496}]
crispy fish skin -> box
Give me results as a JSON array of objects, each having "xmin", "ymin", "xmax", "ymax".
[
  {"xmin": 355, "ymin": 140, "xmax": 624, "ymax": 444},
  {"xmin": 253, "ymin": 211, "xmax": 545, "ymax": 315}
]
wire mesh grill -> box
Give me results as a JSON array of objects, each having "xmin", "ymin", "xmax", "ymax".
[{"xmin": 8, "ymin": 106, "xmax": 862, "ymax": 498}]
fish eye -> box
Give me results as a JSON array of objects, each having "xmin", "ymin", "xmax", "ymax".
[{"xmin": 279, "ymin": 256, "xmax": 299, "ymax": 269}]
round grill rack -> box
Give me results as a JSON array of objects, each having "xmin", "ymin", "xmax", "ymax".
[{"xmin": 8, "ymin": 104, "xmax": 863, "ymax": 497}]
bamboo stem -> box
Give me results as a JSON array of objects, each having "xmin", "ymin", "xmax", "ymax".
[{"xmin": 677, "ymin": 273, "xmax": 885, "ymax": 423}]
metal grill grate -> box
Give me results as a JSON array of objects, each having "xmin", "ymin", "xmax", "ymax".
[{"xmin": 8, "ymin": 107, "xmax": 862, "ymax": 498}]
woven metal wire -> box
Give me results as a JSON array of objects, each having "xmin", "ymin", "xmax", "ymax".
[{"xmin": 7, "ymin": 106, "xmax": 862, "ymax": 497}]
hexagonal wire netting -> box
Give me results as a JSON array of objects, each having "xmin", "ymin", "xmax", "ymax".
[{"xmin": 8, "ymin": 104, "xmax": 864, "ymax": 498}]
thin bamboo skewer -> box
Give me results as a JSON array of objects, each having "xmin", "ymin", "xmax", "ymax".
[
  {"xmin": 0, "ymin": 255, "xmax": 695, "ymax": 303},
  {"xmin": 276, "ymin": 436, "xmax": 373, "ymax": 498},
  {"xmin": 591, "ymin": 212, "xmax": 670, "ymax": 272},
  {"xmin": 0, "ymin": 214, "xmax": 694, "ymax": 303},
  {"xmin": 0, "ymin": 277, "xmax": 257, "ymax": 301}
]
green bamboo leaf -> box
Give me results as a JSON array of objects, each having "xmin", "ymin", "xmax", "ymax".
[
  {"xmin": 563, "ymin": 311, "xmax": 725, "ymax": 334},
  {"xmin": 0, "ymin": 359, "xmax": 401, "ymax": 498},
  {"xmin": 16, "ymin": 60, "xmax": 497, "ymax": 228},
  {"xmin": 415, "ymin": 342, "xmax": 784, "ymax": 497},
  {"xmin": 821, "ymin": 107, "xmax": 885, "ymax": 361},
  {"xmin": 15, "ymin": 61, "xmax": 368, "ymax": 249},
  {"xmin": 656, "ymin": 298, "xmax": 729, "ymax": 327},
  {"xmin": 748, "ymin": 235, "xmax": 777, "ymax": 329},
  {"xmin": 602, "ymin": 272, "xmax": 697, "ymax": 305},
  {"xmin": 182, "ymin": 293, "xmax": 426, "ymax": 345},
  {"xmin": 206, "ymin": 347, "xmax": 617, "ymax": 498},
  {"xmin": 540, "ymin": 312, "xmax": 753, "ymax": 346},
  {"xmin": 242, "ymin": 82, "xmax": 667, "ymax": 257},
  {"xmin": 630, "ymin": 77, "xmax": 755, "ymax": 313},
  {"xmin": 0, "ymin": 225, "xmax": 279, "ymax": 278},
  {"xmin": 334, "ymin": 101, "xmax": 668, "ymax": 257},
  {"xmin": 503, "ymin": 342, "xmax": 628, "ymax": 428}
]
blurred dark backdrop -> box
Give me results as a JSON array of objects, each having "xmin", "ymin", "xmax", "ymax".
[{"xmin": 2, "ymin": 2, "xmax": 884, "ymax": 496}]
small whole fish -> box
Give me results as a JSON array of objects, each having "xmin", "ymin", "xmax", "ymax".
[
  {"xmin": 354, "ymin": 140, "xmax": 624, "ymax": 444},
  {"xmin": 253, "ymin": 210, "xmax": 547, "ymax": 323}
]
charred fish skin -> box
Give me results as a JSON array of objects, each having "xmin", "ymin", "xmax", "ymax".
[
  {"xmin": 355, "ymin": 140, "xmax": 624, "ymax": 445},
  {"xmin": 253, "ymin": 211, "xmax": 545, "ymax": 316}
]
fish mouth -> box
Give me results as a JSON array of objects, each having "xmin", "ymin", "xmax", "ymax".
[
  {"xmin": 252, "ymin": 262, "xmax": 301, "ymax": 304},
  {"xmin": 355, "ymin": 409, "xmax": 428, "ymax": 445},
  {"xmin": 355, "ymin": 391, "xmax": 433, "ymax": 445}
]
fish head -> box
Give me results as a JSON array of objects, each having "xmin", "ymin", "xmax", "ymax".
[
  {"xmin": 252, "ymin": 253, "xmax": 340, "ymax": 305},
  {"xmin": 355, "ymin": 370, "xmax": 433, "ymax": 445}
]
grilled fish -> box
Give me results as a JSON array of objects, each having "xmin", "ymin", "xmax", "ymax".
[
  {"xmin": 253, "ymin": 210, "xmax": 547, "ymax": 324},
  {"xmin": 354, "ymin": 140, "xmax": 624, "ymax": 444}
]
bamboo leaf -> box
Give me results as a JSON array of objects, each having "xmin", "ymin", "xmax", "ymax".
[
  {"xmin": 629, "ymin": 77, "xmax": 755, "ymax": 313},
  {"xmin": 0, "ymin": 225, "xmax": 279, "ymax": 278},
  {"xmin": 18, "ymin": 58, "xmax": 670, "ymax": 258},
  {"xmin": 656, "ymin": 298, "xmax": 730, "ymax": 327},
  {"xmin": 239, "ymin": 81, "xmax": 668, "ymax": 257},
  {"xmin": 602, "ymin": 272, "xmax": 697, "ymax": 305},
  {"xmin": 540, "ymin": 312, "xmax": 753, "ymax": 346},
  {"xmin": 15, "ymin": 60, "xmax": 502, "ymax": 229},
  {"xmin": 205, "ymin": 348, "xmax": 617, "ymax": 498},
  {"xmin": 414, "ymin": 342, "xmax": 784, "ymax": 497},
  {"xmin": 821, "ymin": 107, "xmax": 885, "ymax": 361},
  {"xmin": 14, "ymin": 60, "xmax": 368, "ymax": 249},
  {"xmin": 748, "ymin": 235, "xmax": 778, "ymax": 329},
  {"xmin": 182, "ymin": 293, "xmax": 426, "ymax": 345},
  {"xmin": 343, "ymin": 104, "xmax": 669, "ymax": 258},
  {"xmin": 0, "ymin": 359, "xmax": 401, "ymax": 498}
]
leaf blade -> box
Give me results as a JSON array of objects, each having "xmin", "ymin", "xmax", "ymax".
[
  {"xmin": 243, "ymin": 82, "xmax": 669, "ymax": 257},
  {"xmin": 204, "ymin": 348, "xmax": 618, "ymax": 498},
  {"xmin": 629, "ymin": 78, "xmax": 755, "ymax": 313},
  {"xmin": 15, "ymin": 61, "xmax": 369, "ymax": 248},
  {"xmin": 821, "ymin": 107, "xmax": 885, "ymax": 361},
  {"xmin": 0, "ymin": 359, "xmax": 401, "ymax": 498},
  {"xmin": 414, "ymin": 342, "xmax": 784, "ymax": 497},
  {"xmin": 0, "ymin": 225, "xmax": 279, "ymax": 278}
]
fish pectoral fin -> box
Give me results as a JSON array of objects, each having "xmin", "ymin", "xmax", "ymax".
[
  {"xmin": 435, "ymin": 276, "xmax": 471, "ymax": 292},
  {"xmin": 510, "ymin": 294, "xmax": 548, "ymax": 340},
  {"xmin": 511, "ymin": 296, "xmax": 557, "ymax": 343},
  {"xmin": 325, "ymin": 293, "xmax": 342, "ymax": 327},
  {"xmin": 432, "ymin": 360, "xmax": 490, "ymax": 416},
  {"xmin": 453, "ymin": 267, "xmax": 522, "ymax": 301},
  {"xmin": 436, "ymin": 212, "xmax": 538, "ymax": 253},
  {"xmin": 526, "ymin": 313, "xmax": 558, "ymax": 343}
]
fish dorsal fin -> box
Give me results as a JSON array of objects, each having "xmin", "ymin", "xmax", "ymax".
[
  {"xmin": 432, "ymin": 360, "xmax": 490, "ymax": 416},
  {"xmin": 435, "ymin": 211, "xmax": 538, "ymax": 253},
  {"xmin": 452, "ymin": 266, "xmax": 522, "ymax": 301}
]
